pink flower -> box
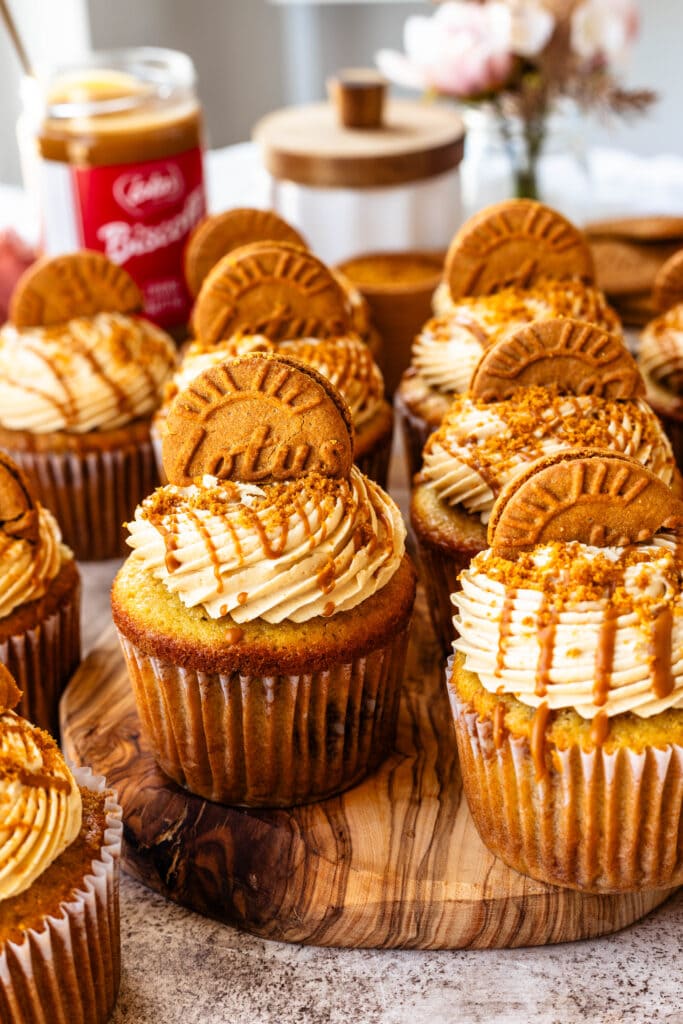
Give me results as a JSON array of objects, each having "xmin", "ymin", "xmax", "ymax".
[
  {"xmin": 571, "ymin": 0, "xmax": 639, "ymax": 66},
  {"xmin": 376, "ymin": 2, "xmax": 555, "ymax": 100}
]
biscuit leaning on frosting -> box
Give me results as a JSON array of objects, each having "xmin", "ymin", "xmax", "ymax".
[
  {"xmin": 0, "ymin": 450, "xmax": 39, "ymax": 544},
  {"xmin": 8, "ymin": 250, "xmax": 143, "ymax": 327},
  {"xmin": 444, "ymin": 198, "xmax": 595, "ymax": 301},
  {"xmin": 191, "ymin": 241, "xmax": 354, "ymax": 345},
  {"xmin": 487, "ymin": 448, "xmax": 683, "ymax": 556},
  {"xmin": 468, "ymin": 318, "xmax": 644, "ymax": 403},
  {"xmin": 162, "ymin": 353, "xmax": 355, "ymax": 486}
]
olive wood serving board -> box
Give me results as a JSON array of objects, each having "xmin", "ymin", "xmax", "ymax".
[{"xmin": 60, "ymin": 590, "xmax": 673, "ymax": 950}]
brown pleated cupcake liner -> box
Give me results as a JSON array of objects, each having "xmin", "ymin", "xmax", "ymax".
[
  {"xmin": 117, "ymin": 628, "xmax": 410, "ymax": 807},
  {"xmin": 412, "ymin": 536, "xmax": 475, "ymax": 654},
  {"xmin": 8, "ymin": 440, "xmax": 159, "ymax": 561},
  {"xmin": 447, "ymin": 661, "xmax": 683, "ymax": 893},
  {"xmin": 393, "ymin": 390, "xmax": 432, "ymax": 481},
  {"xmin": 150, "ymin": 421, "xmax": 167, "ymax": 486},
  {"xmin": 0, "ymin": 767, "xmax": 123, "ymax": 1024},
  {"xmin": 1, "ymin": 575, "xmax": 81, "ymax": 738}
]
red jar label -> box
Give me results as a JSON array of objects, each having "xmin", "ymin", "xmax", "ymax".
[{"xmin": 69, "ymin": 147, "xmax": 205, "ymax": 328}]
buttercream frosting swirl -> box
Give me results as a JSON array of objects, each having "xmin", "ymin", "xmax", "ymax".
[
  {"xmin": 126, "ymin": 466, "xmax": 405, "ymax": 623},
  {"xmin": 421, "ymin": 387, "xmax": 675, "ymax": 523},
  {"xmin": 0, "ymin": 710, "xmax": 82, "ymax": 901},
  {"xmin": 415, "ymin": 281, "xmax": 621, "ymax": 397},
  {"xmin": 0, "ymin": 505, "xmax": 65, "ymax": 618},
  {"xmin": 165, "ymin": 333, "xmax": 385, "ymax": 427},
  {"xmin": 639, "ymin": 306, "xmax": 683, "ymax": 410},
  {"xmin": 0, "ymin": 312, "xmax": 177, "ymax": 433},
  {"xmin": 453, "ymin": 533, "xmax": 683, "ymax": 719}
]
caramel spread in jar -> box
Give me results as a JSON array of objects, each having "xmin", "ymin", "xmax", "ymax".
[{"xmin": 25, "ymin": 48, "xmax": 206, "ymax": 329}]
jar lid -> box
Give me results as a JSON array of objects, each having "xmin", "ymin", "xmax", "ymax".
[{"xmin": 253, "ymin": 70, "xmax": 465, "ymax": 189}]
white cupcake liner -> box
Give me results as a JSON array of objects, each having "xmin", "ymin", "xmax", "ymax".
[
  {"xmin": 9, "ymin": 439, "xmax": 158, "ymax": 561},
  {"xmin": 447, "ymin": 656, "xmax": 683, "ymax": 893},
  {"xmin": 0, "ymin": 766, "xmax": 123, "ymax": 1023},
  {"xmin": 117, "ymin": 628, "xmax": 410, "ymax": 807},
  {"xmin": 1, "ymin": 574, "xmax": 81, "ymax": 736}
]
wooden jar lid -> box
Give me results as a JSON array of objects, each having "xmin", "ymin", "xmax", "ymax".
[{"xmin": 253, "ymin": 74, "xmax": 465, "ymax": 190}]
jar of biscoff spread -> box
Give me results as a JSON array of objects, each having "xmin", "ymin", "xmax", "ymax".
[{"xmin": 21, "ymin": 47, "xmax": 206, "ymax": 330}]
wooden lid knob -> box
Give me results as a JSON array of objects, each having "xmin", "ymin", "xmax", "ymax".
[{"xmin": 327, "ymin": 69, "xmax": 386, "ymax": 129}]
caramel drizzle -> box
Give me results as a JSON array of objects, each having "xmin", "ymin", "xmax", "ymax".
[
  {"xmin": 68, "ymin": 331, "xmax": 133, "ymax": 418},
  {"xmin": 535, "ymin": 597, "xmax": 558, "ymax": 698},
  {"xmin": 652, "ymin": 605, "xmax": 675, "ymax": 699},
  {"xmin": 492, "ymin": 704, "xmax": 506, "ymax": 749},
  {"xmin": 186, "ymin": 509, "xmax": 224, "ymax": 591},
  {"xmin": 590, "ymin": 709, "xmax": 610, "ymax": 747},
  {"xmin": 593, "ymin": 603, "xmax": 619, "ymax": 708},
  {"xmin": 242, "ymin": 507, "xmax": 289, "ymax": 560},
  {"xmin": 18, "ymin": 769, "xmax": 72, "ymax": 794},
  {"xmin": 530, "ymin": 701, "xmax": 551, "ymax": 781},
  {"xmin": 495, "ymin": 588, "xmax": 517, "ymax": 676}
]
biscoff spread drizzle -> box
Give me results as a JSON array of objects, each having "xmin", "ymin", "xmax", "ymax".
[
  {"xmin": 126, "ymin": 466, "xmax": 405, "ymax": 623},
  {"xmin": 639, "ymin": 305, "xmax": 683, "ymax": 410},
  {"xmin": 163, "ymin": 332, "xmax": 384, "ymax": 428},
  {"xmin": 421, "ymin": 386, "xmax": 675, "ymax": 523},
  {"xmin": 453, "ymin": 532, "xmax": 683, "ymax": 721},
  {"xmin": 0, "ymin": 704, "xmax": 82, "ymax": 901},
  {"xmin": 416, "ymin": 279, "xmax": 621, "ymax": 396},
  {"xmin": 0, "ymin": 311, "xmax": 176, "ymax": 433}
]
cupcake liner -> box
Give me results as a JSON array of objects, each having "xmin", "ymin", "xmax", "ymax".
[
  {"xmin": 9, "ymin": 439, "xmax": 159, "ymax": 561},
  {"xmin": 447, "ymin": 661, "xmax": 683, "ymax": 893},
  {"xmin": 413, "ymin": 536, "xmax": 476, "ymax": 653},
  {"xmin": 150, "ymin": 421, "xmax": 167, "ymax": 486},
  {"xmin": 117, "ymin": 628, "xmax": 410, "ymax": 807},
  {"xmin": 0, "ymin": 766, "xmax": 123, "ymax": 1024},
  {"xmin": 1, "ymin": 573, "xmax": 81, "ymax": 737}
]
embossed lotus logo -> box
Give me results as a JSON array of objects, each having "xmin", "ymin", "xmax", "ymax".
[{"xmin": 113, "ymin": 165, "xmax": 185, "ymax": 217}]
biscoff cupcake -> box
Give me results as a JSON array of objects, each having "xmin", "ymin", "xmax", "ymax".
[
  {"xmin": 0, "ymin": 665, "xmax": 122, "ymax": 1021},
  {"xmin": 0, "ymin": 453, "xmax": 80, "ymax": 736},
  {"xmin": 112, "ymin": 353, "xmax": 416, "ymax": 807},
  {"xmin": 153, "ymin": 332, "xmax": 393, "ymax": 486},
  {"xmin": 395, "ymin": 199, "xmax": 619, "ymax": 475},
  {"xmin": 0, "ymin": 251, "xmax": 177, "ymax": 560},
  {"xmin": 411, "ymin": 319, "xmax": 672, "ymax": 651},
  {"xmin": 450, "ymin": 449, "xmax": 683, "ymax": 893}
]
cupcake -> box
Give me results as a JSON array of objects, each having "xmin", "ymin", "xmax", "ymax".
[
  {"xmin": 0, "ymin": 665, "xmax": 122, "ymax": 1021},
  {"xmin": 0, "ymin": 251, "xmax": 177, "ymax": 560},
  {"xmin": 411, "ymin": 318, "xmax": 673, "ymax": 651},
  {"xmin": 449, "ymin": 449, "xmax": 683, "ymax": 893},
  {"xmin": 0, "ymin": 452, "xmax": 80, "ymax": 736},
  {"xmin": 153, "ymin": 332, "xmax": 393, "ymax": 486},
  {"xmin": 112, "ymin": 353, "xmax": 416, "ymax": 806},
  {"xmin": 395, "ymin": 199, "xmax": 618, "ymax": 476}
]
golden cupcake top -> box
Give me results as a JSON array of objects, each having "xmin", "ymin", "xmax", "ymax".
[
  {"xmin": 0, "ymin": 666, "xmax": 82, "ymax": 901},
  {"xmin": 413, "ymin": 280, "xmax": 621, "ymax": 398},
  {"xmin": 453, "ymin": 451, "xmax": 683, "ymax": 723},
  {"xmin": 191, "ymin": 240, "xmax": 354, "ymax": 345},
  {"xmin": 444, "ymin": 199, "xmax": 594, "ymax": 300},
  {"xmin": 420, "ymin": 385, "xmax": 674, "ymax": 523},
  {"xmin": 0, "ymin": 453, "xmax": 67, "ymax": 618},
  {"xmin": 131, "ymin": 354, "xmax": 404, "ymax": 624}
]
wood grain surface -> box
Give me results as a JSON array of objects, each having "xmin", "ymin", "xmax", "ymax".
[{"xmin": 60, "ymin": 589, "xmax": 673, "ymax": 950}]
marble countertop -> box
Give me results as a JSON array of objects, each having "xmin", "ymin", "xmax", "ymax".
[{"xmin": 78, "ymin": 442, "xmax": 682, "ymax": 1024}]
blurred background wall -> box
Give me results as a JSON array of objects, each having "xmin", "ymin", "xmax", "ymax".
[{"xmin": 0, "ymin": 0, "xmax": 679, "ymax": 184}]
